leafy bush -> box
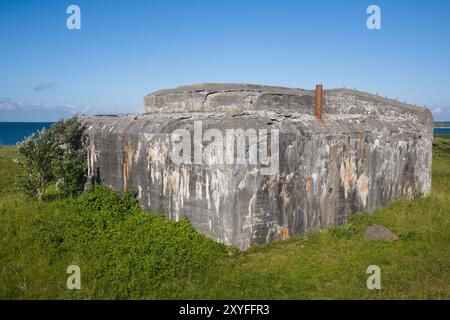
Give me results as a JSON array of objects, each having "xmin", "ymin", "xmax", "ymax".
[
  {"xmin": 15, "ymin": 117, "xmax": 86, "ymax": 200},
  {"xmin": 50, "ymin": 118, "xmax": 86, "ymax": 197},
  {"xmin": 44, "ymin": 186, "xmax": 228, "ymax": 298},
  {"xmin": 16, "ymin": 128, "xmax": 55, "ymax": 200}
]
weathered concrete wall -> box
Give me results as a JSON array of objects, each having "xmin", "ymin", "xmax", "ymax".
[{"xmin": 82, "ymin": 84, "xmax": 433, "ymax": 250}]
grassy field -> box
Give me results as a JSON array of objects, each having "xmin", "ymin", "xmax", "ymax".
[{"xmin": 0, "ymin": 136, "xmax": 449, "ymax": 299}]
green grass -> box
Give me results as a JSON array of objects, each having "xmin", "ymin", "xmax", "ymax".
[{"xmin": 0, "ymin": 137, "xmax": 449, "ymax": 299}]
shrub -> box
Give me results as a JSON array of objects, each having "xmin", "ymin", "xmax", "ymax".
[
  {"xmin": 46, "ymin": 186, "xmax": 228, "ymax": 298},
  {"xmin": 51, "ymin": 117, "xmax": 86, "ymax": 197},
  {"xmin": 16, "ymin": 128, "xmax": 55, "ymax": 200},
  {"xmin": 15, "ymin": 117, "xmax": 86, "ymax": 200}
]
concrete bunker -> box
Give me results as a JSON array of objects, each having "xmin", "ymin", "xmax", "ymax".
[{"xmin": 81, "ymin": 83, "xmax": 433, "ymax": 249}]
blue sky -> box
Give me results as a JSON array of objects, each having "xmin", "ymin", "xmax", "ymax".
[{"xmin": 0, "ymin": 0, "xmax": 449, "ymax": 121}]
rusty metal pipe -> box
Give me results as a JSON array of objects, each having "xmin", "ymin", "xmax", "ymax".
[{"xmin": 315, "ymin": 84, "xmax": 323, "ymax": 120}]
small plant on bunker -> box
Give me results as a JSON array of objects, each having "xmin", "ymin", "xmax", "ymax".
[{"xmin": 15, "ymin": 116, "xmax": 86, "ymax": 200}]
